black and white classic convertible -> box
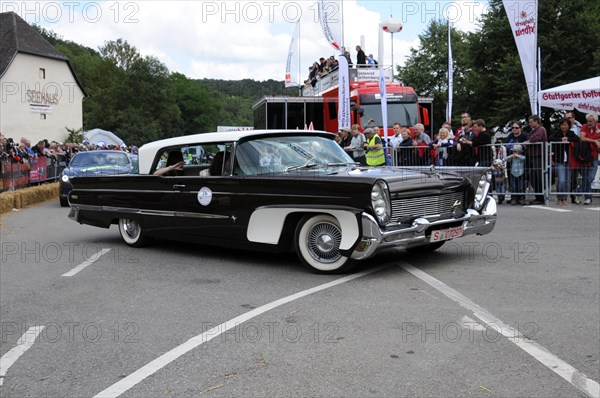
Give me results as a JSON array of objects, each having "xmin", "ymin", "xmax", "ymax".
[{"xmin": 68, "ymin": 130, "xmax": 497, "ymax": 273}]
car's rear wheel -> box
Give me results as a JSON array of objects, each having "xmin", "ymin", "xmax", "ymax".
[
  {"xmin": 294, "ymin": 214, "xmax": 356, "ymax": 274},
  {"xmin": 119, "ymin": 218, "xmax": 150, "ymax": 247},
  {"xmin": 407, "ymin": 241, "xmax": 446, "ymax": 253}
]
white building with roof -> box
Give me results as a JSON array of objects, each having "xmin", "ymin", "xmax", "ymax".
[{"xmin": 0, "ymin": 12, "xmax": 87, "ymax": 144}]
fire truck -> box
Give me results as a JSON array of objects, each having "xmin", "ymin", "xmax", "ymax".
[{"xmin": 253, "ymin": 67, "xmax": 432, "ymax": 136}]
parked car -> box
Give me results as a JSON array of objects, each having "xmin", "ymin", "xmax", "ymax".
[
  {"xmin": 59, "ymin": 150, "xmax": 134, "ymax": 207},
  {"xmin": 67, "ymin": 130, "xmax": 497, "ymax": 273}
]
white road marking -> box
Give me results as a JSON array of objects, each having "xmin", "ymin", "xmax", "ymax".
[
  {"xmin": 585, "ymin": 207, "xmax": 600, "ymax": 211},
  {"xmin": 527, "ymin": 205, "xmax": 571, "ymax": 213},
  {"xmin": 460, "ymin": 315, "xmax": 486, "ymax": 332},
  {"xmin": 0, "ymin": 326, "xmax": 44, "ymax": 386},
  {"xmin": 93, "ymin": 264, "xmax": 389, "ymax": 398},
  {"xmin": 61, "ymin": 248, "xmax": 112, "ymax": 277},
  {"xmin": 400, "ymin": 263, "xmax": 600, "ymax": 398}
]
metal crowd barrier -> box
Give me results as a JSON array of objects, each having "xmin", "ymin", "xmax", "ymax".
[
  {"xmin": 0, "ymin": 155, "xmax": 66, "ymax": 192},
  {"xmin": 386, "ymin": 142, "xmax": 599, "ymax": 204},
  {"xmin": 546, "ymin": 142, "xmax": 599, "ymax": 200}
]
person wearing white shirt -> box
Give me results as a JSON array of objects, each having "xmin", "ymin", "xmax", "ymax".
[{"xmin": 566, "ymin": 111, "xmax": 582, "ymax": 136}]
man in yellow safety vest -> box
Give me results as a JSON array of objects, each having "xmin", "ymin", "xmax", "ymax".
[{"xmin": 363, "ymin": 128, "xmax": 385, "ymax": 167}]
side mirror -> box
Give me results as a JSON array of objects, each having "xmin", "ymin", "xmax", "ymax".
[{"xmin": 421, "ymin": 108, "xmax": 430, "ymax": 127}]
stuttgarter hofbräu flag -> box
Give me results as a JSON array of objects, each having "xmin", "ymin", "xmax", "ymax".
[
  {"xmin": 502, "ymin": 0, "xmax": 538, "ymax": 115},
  {"xmin": 318, "ymin": 0, "xmax": 342, "ymax": 51},
  {"xmin": 446, "ymin": 19, "xmax": 454, "ymax": 123},
  {"xmin": 337, "ymin": 55, "xmax": 351, "ymax": 131},
  {"xmin": 285, "ymin": 21, "xmax": 299, "ymax": 88}
]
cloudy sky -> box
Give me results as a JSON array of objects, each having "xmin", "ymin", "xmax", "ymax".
[{"xmin": 4, "ymin": 1, "xmax": 489, "ymax": 81}]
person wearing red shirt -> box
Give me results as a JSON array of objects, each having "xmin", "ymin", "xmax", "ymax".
[{"xmin": 579, "ymin": 114, "xmax": 600, "ymax": 205}]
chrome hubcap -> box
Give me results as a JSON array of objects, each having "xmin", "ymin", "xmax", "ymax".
[
  {"xmin": 307, "ymin": 222, "xmax": 342, "ymax": 263},
  {"xmin": 123, "ymin": 219, "xmax": 139, "ymax": 238}
]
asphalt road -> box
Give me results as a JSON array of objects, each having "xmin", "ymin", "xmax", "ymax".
[{"xmin": 1, "ymin": 199, "xmax": 598, "ymax": 397}]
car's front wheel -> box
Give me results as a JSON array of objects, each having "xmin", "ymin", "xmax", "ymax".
[
  {"xmin": 118, "ymin": 218, "xmax": 150, "ymax": 247},
  {"xmin": 294, "ymin": 214, "xmax": 356, "ymax": 274},
  {"xmin": 59, "ymin": 197, "xmax": 69, "ymax": 207}
]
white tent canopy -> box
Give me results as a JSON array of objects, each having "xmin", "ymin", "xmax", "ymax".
[
  {"xmin": 539, "ymin": 76, "xmax": 600, "ymax": 114},
  {"xmin": 83, "ymin": 128, "xmax": 125, "ymax": 147}
]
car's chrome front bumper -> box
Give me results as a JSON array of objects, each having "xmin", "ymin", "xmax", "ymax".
[{"xmin": 351, "ymin": 196, "xmax": 497, "ymax": 260}]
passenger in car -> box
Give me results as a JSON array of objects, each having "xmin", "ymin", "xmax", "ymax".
[
  {"xmin": 200, "ymin": 152, "xmax": 231, "ymax": 177},
  {"xmin": 154, "ymin": 151, "xmax": 184, "ymax": 176}
]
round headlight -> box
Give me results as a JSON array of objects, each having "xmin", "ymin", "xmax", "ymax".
[
  {"xmin": 371, "ymin": 190, "xmax": 382, "ymax": 201},
  {"xmin": 474, "ymin": 171, "xmax": 492, "ymax": 210},
  {"xmin": 371, "ymin": 181, "xmax": 391, "ymax": 225},
  {"xmin": 61, "ymin": 175, "xmax": 69, "ymax": 182}
]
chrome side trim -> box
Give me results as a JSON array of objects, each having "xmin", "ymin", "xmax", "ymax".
[
  {"xmin": 73, "ymin": 204, "xmax": 230, "ymax": 219},
  {"xmin": 73, "ymin": 188, "xmax": 348, "ymax": 200}
]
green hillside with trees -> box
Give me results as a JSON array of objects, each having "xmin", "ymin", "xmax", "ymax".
[{"xmin": 34, "ymin": 27, "xmax": 297, "ymax": 146}]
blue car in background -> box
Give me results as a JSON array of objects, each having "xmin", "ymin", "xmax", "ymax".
[{"xmin": 59, "ymin": 150, "xmax": 134, "ymax": 206}]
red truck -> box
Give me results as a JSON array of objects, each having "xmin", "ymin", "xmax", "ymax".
[{"xmin": 253, "ymin": 68, "xmax": 432, "ymax": 136}]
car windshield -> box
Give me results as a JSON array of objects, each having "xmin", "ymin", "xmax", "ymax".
[
  {"xmin": 234, "ymin": 135, "xmax": 355, "ymax": 176},
  {"xmin": 70, "ymin": 152, "xmax": 131, "ymax": 167},
  {"xmin": 361, "ymin": 103, "xmax": 419, "ymax": 127}
]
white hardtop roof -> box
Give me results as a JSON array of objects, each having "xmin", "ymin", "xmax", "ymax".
[{"xmin": 138, "ymin": 129, "xmax": 333, "ymax": 174}]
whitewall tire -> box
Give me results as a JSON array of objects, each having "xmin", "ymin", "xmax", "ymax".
[
  {"xmin": 294, "ymin": 214, "xmax": 356, "ymax": 274},
  {"xmin": 118, "ymin": 218, "xmax": 149, "ymax": 247}
]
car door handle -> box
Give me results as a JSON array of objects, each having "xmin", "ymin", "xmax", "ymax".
[{"xmin": 172, "ymin": 184, "xmax": 186, "ymax": 190}]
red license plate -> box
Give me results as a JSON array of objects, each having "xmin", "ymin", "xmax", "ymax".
[{"xmin": 430, "ymin": 225, "xmax": 464, "ymax": 242}]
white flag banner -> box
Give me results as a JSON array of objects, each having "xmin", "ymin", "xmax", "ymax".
[
  {"xmin": 318, "ymin": 0, "xmax": 343, "ymax": 51},
  {"xmin": 379, "ymin": 69, "xmax": 388, "ymax": 141},
  {"xmin": 337, "ymin": 55, "xmax": 350, "ymax": 131},
  {"xmin": 285, "ymin": 21, "xmax": 299, "ymax": 88},
  {"xmin": 502, "ymin": 0, "xmax": 538, "ymax": 115},
  {"xmin": 446, "ymin": 19, "xmax": 453, "ymax": 123}
]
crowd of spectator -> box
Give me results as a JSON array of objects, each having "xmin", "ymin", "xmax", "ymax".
[
  {"xmin": 305, "ymin": 46, "xmax": 378, "ymax": 88},
  {"xmin": 1, "ymin": 134, "xmax": 137, "ymax": 165},
  {"xmin": 1, "ymin": 133, "xmax": 138, "ymax": 190},
  {"xmin": 334, "ymin": 111, "xmax": 600, "ymax": 205}
]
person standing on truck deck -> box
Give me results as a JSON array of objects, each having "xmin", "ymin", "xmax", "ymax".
[
  {"xmin": 363, "ymin": 128, "xmax": 385, "ymax": 166},
  {"xmin": 356, "ymin": 45, "xmax": 366, "ymax": 67},
  {"xmin": 367, "ymin": 54, "xmax": 378, "ymax": 68}
]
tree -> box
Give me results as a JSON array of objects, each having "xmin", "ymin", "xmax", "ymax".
[
  {"xmin": 396, "ymin": 20, "xmax": 470, "ymax": 130},
  {"xmin": 467, "ymin": 0, "xmax": 600, "ymax": 126},
  {"xmin": 170, "ymin": 73, "xmax": 221, "ymax": 134},
  {"xmin": 396, "ymin": 0, "xmax": 600, "ymax": 129},
  {"xmin": 99, "ymin": 39, "xmax": 141, "ymax": 71}
]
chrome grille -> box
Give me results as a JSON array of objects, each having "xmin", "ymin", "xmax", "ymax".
[{"xmin": 391, "ymin": 191, "xmax": 466, "ymax": 223}]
